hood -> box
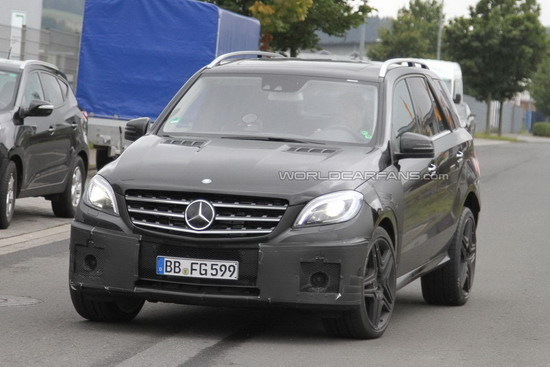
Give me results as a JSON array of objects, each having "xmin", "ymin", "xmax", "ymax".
[{"xmin": 102, "ymin": 135, "xmax": 385, "ymax": 205}]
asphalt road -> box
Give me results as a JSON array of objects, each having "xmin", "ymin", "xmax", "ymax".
[{"xmin": 1, "ymin": 141, "xmax": 549, "ymax": 367}]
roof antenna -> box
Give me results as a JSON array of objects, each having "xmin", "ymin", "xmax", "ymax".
[{"xmin": 7, "ymin": 45, "xmax": 12, "ymax": 60}]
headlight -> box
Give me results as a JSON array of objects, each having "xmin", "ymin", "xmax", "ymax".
[
  {"xmin": 84, "ymin": 175, "xmax": 119, "ymax": 215},
  {"xmin": 294, "ymin": 191, "xmax": 363, "ymax": 227}
]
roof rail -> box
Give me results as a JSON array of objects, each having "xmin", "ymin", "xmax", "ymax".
[
  {"xmin": 19, "ymin": 59, "xmax": 59, "ymax": 71},
  {"xmin": 378, "ymin": 58, "xmax": 430, "ymax": 78},
  {"xmin": 206, "ymin": 51, "xmax": 285, "ymax": 69}
]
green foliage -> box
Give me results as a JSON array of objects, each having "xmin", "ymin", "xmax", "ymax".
[
  {"xmin": 205, "ymin": 0, "xmax": 256, "ymax": 16},
  {"xmin": 270, "ymin": 0, "xmax": 372, "ymax": 56},
  {"xmin": 532, "ymin": 122, "xmax": 550, "ymax": 136},
  {"xmin": 367, "ymin": 0, "xmax": 443, "ymax": 61},
  {"xmin": 531, "ymin": 55, "xmax": 550, "ymax": 118},
  {"xmin": 445, "ymin": 0, "xmax": 549, "ymax": 104},
  {"xmin": 208, "ymin": 0, "xmax": 372, "ymax": 57}
]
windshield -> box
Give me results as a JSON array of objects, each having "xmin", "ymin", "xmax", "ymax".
[
  {"xmin": 160, "ymin": 74, "xmax": 378, "ymax": 145},
  {"xmin": 0, "ymin": 70, "xmax": 20, "ymax": 110}
]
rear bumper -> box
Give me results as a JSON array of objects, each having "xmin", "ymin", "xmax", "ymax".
[{"xmin": 69, "ymin": 221, "xmax": 370, "ymax": 310}]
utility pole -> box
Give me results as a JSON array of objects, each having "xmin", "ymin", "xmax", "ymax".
[
  {"xmin": 436, "ymin": 0, "xmax": 444, "ymax": 60},
  {"xmin": 358, "ymin": 20, "xmax": 367, "ymax": 60}
]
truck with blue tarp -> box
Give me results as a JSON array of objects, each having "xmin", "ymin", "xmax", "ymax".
[{"xmin": 76, "ymin": 0, "xmax": 261, "ymax": 169}]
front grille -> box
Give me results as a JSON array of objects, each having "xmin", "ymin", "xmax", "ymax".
[
  {"xmin": 126, "ymin": 190, "xmax": 288, "ymax": 237},
  {"xmin": 139, "ymin": 241, "xmax": 259, "ymax": 287}
]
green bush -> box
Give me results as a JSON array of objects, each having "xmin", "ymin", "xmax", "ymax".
[{"xmin": 533, "ymin": 122, "xmax": 550, "ymax": 137}]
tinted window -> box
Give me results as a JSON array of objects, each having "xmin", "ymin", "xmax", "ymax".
[
  {"xmin": 407, "ymin": 77, "xmax": 438, "ymax": 136},
  {"xmin": 435, "ymin": 80, "xmax": 464, "ymax": 127},
  {"xmin": 41, "ymin": 73, "xmax": 64, "ymax": 107},
  {"xmin": 425, "ymin": 80, "xmax": 450, "ymax": 132},
  {"xmin": 161, "ymin": 75, "xmax": 379, "ymax": 145},
  {"xmin": 22, "ymin": 72, "xmax": 45, "ymax": 108},
  {"xmin": 434, "ymin": 80, "xmax": 458, "ymax": 129},
  {"xmin": 392, "ymin": 79, "xmax": 418, "ymax": 139},
  {"xmin": 57, "ymin": 78, "xmax": 68, "ymax": 100},
  {"xmin": 0, "ymin": 70, "xmax": 19, "ymax": 110}
]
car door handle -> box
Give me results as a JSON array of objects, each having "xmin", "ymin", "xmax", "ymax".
[{"xmin": 427, "ymin": 163, "xmax": 437, "ymax": 172}]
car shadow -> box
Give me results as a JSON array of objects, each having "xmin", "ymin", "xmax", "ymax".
[{"xmin": 70, "ymin": 285, "xmax": 447, "ymax": 343}]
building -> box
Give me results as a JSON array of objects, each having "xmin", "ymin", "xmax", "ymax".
[
  {"xmin": 0, "ymin": 0, "xmax": 43, "ymax": 60},
  {"xmin": 312, "ymin": 17, "xmax": 391, "ymax": 59}
]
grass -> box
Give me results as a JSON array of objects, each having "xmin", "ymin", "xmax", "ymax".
[{"xmin": 474, "ymin": 132, "xmax": 520, "ymax": 142}]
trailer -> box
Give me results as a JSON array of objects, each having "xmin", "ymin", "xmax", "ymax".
[{"xmin": 76, "ymin": 0, "xmax": 261, "ymax": 169}]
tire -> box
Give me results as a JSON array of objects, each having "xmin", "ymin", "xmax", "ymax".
[
  {"xmin": 70, "ymin": 287, "xmax": 144, "ymax": 322},
  {"xmin": 323, "ymin": 227, "xmax": 396, "ymax": 339},
  {"xmin": 0, "ymin": 161, "xmax": 17, "ymax": 229},
  {"xmin": 52, "ymin": 156, "xmax": 85, "ymax": 218},
  {"xmin": 421, "ymin": 207, "xmax": 477, "ymax": 306},
  {"xmin": 95, "ymin": 146, "xmax": 114, "ymax": 171}
]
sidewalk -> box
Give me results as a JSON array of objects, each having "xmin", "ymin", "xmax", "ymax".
[
  {"xmin": 504, "ymin": 134, "xmax": 550, "ymax": 144},
  {"xmin": 475, "ymin": 133, "xmax": 550, "ymax": 146}
]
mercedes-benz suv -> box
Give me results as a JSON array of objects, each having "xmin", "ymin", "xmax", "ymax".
[{"xmin": 69, "ymin": 53, "xmax": 480, "ymax": 339}]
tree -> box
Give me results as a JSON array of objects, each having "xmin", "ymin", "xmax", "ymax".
[
  {"xmin": 531, "ymin": 52, "xmax": 550, "ymax": 119},
  {"xmin": 204, "ymin": 0, "xmax": 255, "ymax": 15},
  {"xmin": 367, "ymin": 0, "xmax": 442, "ymax": 61},
  {"xmin": 445, "ymin": 0, "xmax": 548, "ymax": 135},
  {"xmin": 269, "ymin": 0, "xmax": 373, "ymax": 57},
  {"xmin": 207, "ymin": 0, "xmax": 372, "ymax": 57}
]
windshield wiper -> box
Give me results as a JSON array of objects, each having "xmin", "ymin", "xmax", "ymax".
[{"xmin": 221, "ymin": 135, "xmax": 325, "ymax": 145}]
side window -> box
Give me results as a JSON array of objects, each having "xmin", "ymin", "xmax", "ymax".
[
  {"xmin": 433, "ymin": 80, "xmax": 458, "ymax": 129},
  {"xmin": 57, "ymin": 78, "xmax": 68, "ymax": 101},
  {"xmin": 406, "ymin": 77, "xmax": 438, "ymax": 136},
  {"xmin": 392, "ymin": 79, "xmax": 419, "ymax": 139},
  {"xmin": 426, "ymin": 81, "xmax": 451, "ymax": 132},
  {"xmin": 40, "ymin": 73, "xmax": 64, "ymax": 107},
  {"xmin": 22, "ymin": 73, "xmax": 45, "ymax": 108}
]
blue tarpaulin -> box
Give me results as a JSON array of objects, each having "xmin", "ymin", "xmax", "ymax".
[{"xmin": 76, "ymin": 0, "xmax": 260, "ymax": 120}]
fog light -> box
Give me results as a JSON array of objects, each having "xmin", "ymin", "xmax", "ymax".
[
  {"xmin": 310, "ymin": 271, "xmax": 329, "ymax": 289},
  {"xmin": 84, "ymin": 254, "xmax": 97, "ymax": 271}
]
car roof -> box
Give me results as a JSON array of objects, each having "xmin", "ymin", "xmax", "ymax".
[
  {"xmin": 203, "ymin": 57, "xmax": 438, "ymax": 83},
  {"xmin": 205, "ymin": 58, "xmax": 385, "ymax": 81},
  {"xmin": 0, "ymin": 58, "xmax": 59, "ymax": 73}
]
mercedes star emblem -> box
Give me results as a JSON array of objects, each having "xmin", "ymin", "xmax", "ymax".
[{"xmin": 184, "ymin": 199, "xmax": 215, "ymax": 230}]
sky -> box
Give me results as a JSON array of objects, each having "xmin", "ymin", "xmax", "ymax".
[{"xmin": 368, "ymin": 0, "xmax": 550, "ymax": 26}]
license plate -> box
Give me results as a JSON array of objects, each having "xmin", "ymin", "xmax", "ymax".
[{"xmin": 156, "ymin": 256, "xmax": 239, "ymax": 280}]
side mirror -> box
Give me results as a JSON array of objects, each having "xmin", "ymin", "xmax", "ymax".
[
  {"xmin": 453, "ymin": 93, "xmax": 462, "ymax": 104},
  {"xmin": 395, "ymin": 132, "xmax": 434, "ymax": 160},
  {"xmin": 19, "ymin": 100, "xmax": 54, "ymax": 119},
  {"xmin": 125, "ymin": 117, "xmax": 152, "ymax": 142}
]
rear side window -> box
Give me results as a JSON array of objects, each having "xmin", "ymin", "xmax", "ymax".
[
  {"xmin": 406, "ymin": 77, "xmax": 438, "ymax": 136},
  {"xmin": 435, "ymin": 80, "xmax": 460, "ymax": 129},
  {"xmin": 392, "ymin": 79, "xmax": 419, "ymax": 139},
  {"xmin": 57, "ymin": 78, "xmax": 68, "ymax": 100},
  {"xmin": 22, "ymin": 72, "xmax": 44, "ymax": 108},
  {"xmin": 41, "ymin": 73, "xmax": 64, "ymax": 107}
]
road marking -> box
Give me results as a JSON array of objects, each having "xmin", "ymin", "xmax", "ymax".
[
  {"xmin": 0, "ymin": 224, "xmax": 70, "ymax": 256},
  {"xmin": 115, "ymin": 334, "xmax": 228, "ymax": 367}
]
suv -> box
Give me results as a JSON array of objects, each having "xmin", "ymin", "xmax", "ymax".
[
  {"xmin": 69, "ymin": 53, "xmax": 480, "ymax": 339},
  {"xmin": 0, "ymin": 59, "xmax": 88, "ymax": 228}
]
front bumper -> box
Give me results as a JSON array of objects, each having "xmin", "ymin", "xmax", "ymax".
[{"xmin": 70, "ymin": 207, "xmax": 373, "ymax": 310}]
